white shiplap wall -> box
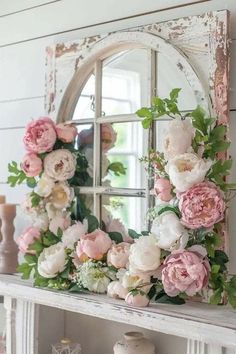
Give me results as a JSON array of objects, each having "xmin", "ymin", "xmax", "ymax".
[{"xmin": 0, "ymin": 1, "xmax": 235, "ymax": 353}]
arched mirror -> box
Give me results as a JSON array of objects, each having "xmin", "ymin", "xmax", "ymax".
[{"xmin": 54, "ymin": 28, "xmax": 223, "ymax": 233}]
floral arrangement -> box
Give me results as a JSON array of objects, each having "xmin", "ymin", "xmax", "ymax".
[{"xmin": 8, "ymin": 89, "xmax": 236, "ymax": 308}]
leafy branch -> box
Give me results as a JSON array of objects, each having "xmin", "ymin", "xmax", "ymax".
[{"xmin": 8, "ymin": 161, "xmax": 36, "ymax": 187}]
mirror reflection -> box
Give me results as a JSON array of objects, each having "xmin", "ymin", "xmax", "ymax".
[{"xmin": 102, "ymin": 48, "xmax": 150, "ymax": 116}]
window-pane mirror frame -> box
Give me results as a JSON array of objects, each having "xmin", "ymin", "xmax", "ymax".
[{"xmin": 45, "ymin": 9, "xmax": 230, "ymax": 244}]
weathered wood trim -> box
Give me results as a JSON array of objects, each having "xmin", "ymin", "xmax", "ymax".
[
  {"xmin": 187, "ymin": 340, "xmax": 206, "ymax": 354},
  {"xmin": 4, "ymin": 296, "xmax": 16, "ymax": 354},
  {"xmin": 0, "ymin": 275, "xmax": 236, "ymax": 348}
]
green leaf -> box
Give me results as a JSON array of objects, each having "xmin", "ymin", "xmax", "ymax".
[
  {"xmin": 17, "ymin": 262, "xmax": 33, "ymax": 279},
  {"xmin": 26, "ymin": 177, "xmax": 37, "ymax": 188},
  {"xmin": 69, "ymin": 284, "xmax": 86, "ymax": 293},
  {"xmin": 155, "ymin": 292, "xmax": 185, "ymax": 305},
  {"xmin": 169, "ymin": 88, "xmax": 181, "ymax": 101},
  {"xmin": 57, "ymin": 228, "xmax": 63, "ymax": 238},
  {"xmin": 136, "ymin": 107, "xmax": 152, "ymax": 118},
  {"xmin": 128, "ymin": 229, "xmax": 142, "ymax": 239},
  {"xmin": 30, "ymin": 192, "xmax": 41, "ymax": 207},
  {"xmin": 108, "ymin": 162, "xmax": 127, "ymax": 176},
  {"xmin": 210, "ymin": 125, "xmax": 226, "ymax": 141},
  {"xmin": 211, "ymin": 141, "xmax": 230, "ymax": 153},
  {"xmin": 191, "ymin": 106, "xmax": 207, "ymax": 135},
  {"xmin": 34, "ymin": 276, "xmax": 49, "ymax": 287},
  {"xmin": 28, "ymin": 240, "xmax": 43, "ymax": 253},
  {"xmin": 142, "ymin": 117, "xmax": 152, "ymax": 129},
  {"xmin": 86, "ymin": 214, "xmax": 99, "ymax": 233},
  {"xmin": 158, "ymin": 206, "xmax": 181, "ymax": 218},
  {"xmin": 108, "ymin": 232, "xmax": 123, "ymax": 244},
  {"xmin": 211, "ymin": 264, "xmax": 221, "ymax": 274},
  {"xmin": 60, "ymin": 266, "xmax": 70, "ymax": 279},
  {"xmin": 210, "ymin": 288, "xmax": 223, "ymax": 305},
  {"xmin": 24, "ymin": 254, "xmax": 37, "ymax": 265}
]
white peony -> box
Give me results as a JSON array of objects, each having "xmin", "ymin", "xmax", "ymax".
[
  {"xmin": 129, "ymin": 235, "xmax": 161, "ymax": 275},
  {"xmin": 107, "ymin": 281, "xmax": 128, "ymax": 299},
  {"xmin": 151, "ymin": 211, "xmax": 189, "ymax": 251},
  {"xmin": 33, "ymin": 212, "xmax": 49, "ymax": 231},
  {"xmin": 37, "ymin": 243, "xmax": 67, "ymax": 278},
  {"xmin": 44, "ymin": 149, "xmax": 76, "ymax": 181},
  {"xmin": 121, "ymin": 271, "xmax": 150, "ymax": 293},
  {"xmin": 62, "ymin": 220, "xmax": 88, "ymax": 249},
  {"xmin": 164, "ymin": 117, "xmax": 195, "ymax": 160},
  {"xmin": 49, "ymin": 211, "xmax": 71, "ymax": 235},
  {"xmin": 49, "ymin": 181, "xmax": 74, "ymax": 209},
  {"xmin": 79, "ymin": 261, "xmax": 115, "ymax": 293},
  {"xmin": 166, "ymin": 153, "xmax": 212, "ymax": 192},
  {"xmin": 36, "ymin": 173, "xmax": 54, "ymax": 197}
]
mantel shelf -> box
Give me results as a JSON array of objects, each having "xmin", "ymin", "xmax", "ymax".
[{"xmin": 0, "ymin": 274, "xmax": 235, "ymax": 348}]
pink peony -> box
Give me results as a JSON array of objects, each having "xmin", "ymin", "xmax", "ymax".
[
  {"xmin": 78, "ymin": 124, "xmax": 117, "ymax": 152},
  {"xmin": 154, "ymin": 178, "xmax": 172, "ymax": 202},
  {"xmin": 23, "ymin": 117, "xmax": 57, "ymax": 153},
  {"xmin": 55, "ymin": 123, "xmax": 77, "ymax": 143},
  {"xmin": 101, "ymin": 124, "xmax": 117, "ymax": 152},
  {"xmin": 17, "ymin": 226, "xmax": 41, "ymax": 254},
  {"xmin": 21, "ymin": 153, "xmax": 43, "ymax": 177},
  {"xmin": 49, "ymin": 214, "xmax": 71, "ymax": 235},
  {"xmin": 76, "ymin": 229, "xmax": 112, "ymax": 261},
  {"xmin": 162, "ymin": 246, "xmax": 210, "ymax": 297},
  {"xmin": 125, "ymin": 292, "xmax": 150, "ymax": 307},
  {"xmin": 179, "ymin": 181, "xmax": 225, "ymax": 229},
  {"xmin": 107, "ymin": 242, "xmax": 130, "ymax": 269}
]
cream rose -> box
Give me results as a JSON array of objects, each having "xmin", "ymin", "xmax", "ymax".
[
  {"xmin": 166, "ymin": 153, "xmax": 212, "ymax": 192},
  {"xmin": 44, "ymin": 149, "xmax": 76, "ymax": 181},
  {"xmin": 62, "ymin": 221, "xmax": 88, "ymax": 249},
  {"xmin": 129, "ymin": 235, "xmax": 161, "ymax": 275},
  {"xmin": 49, "ymin": 182, "xmax": 74, "ymax": 209},
  {"xmin": 107, "ymin": 281, "xmax": 128, "ymax": 299},
  {"xmin": 36, "ymin": 174, "xmax": 54, "ymax": 197},
  {"xmin": 151, "ymin": 211, "xmax": 189, "ymax": 251},
  {"xmin": 164, "ymin": 117, "xmax": 195, "ymax": 160},
  {"xmin": 37, "ymin": 243, "xmax": 67, "ymax": 278}
]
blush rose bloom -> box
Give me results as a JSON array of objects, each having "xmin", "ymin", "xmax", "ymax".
[
  {"xmin": 17, "ymin": 226, "xmax": 41, "ymax": 254},
  {"xmin": 164, "ymin": 117, "xmax": 195, "ymax": 160},
  {"xmin": 166, "ymin": 153, "xmax": 212, "ymax": 192},
  {"xmin": 44, "ymin": 149, "xmax": 76, "ymax": 181},
  {"xmin": 23, "ymin": 117, "xmax": 57, "ymax": 153},
  {"xmin": 21, "ymin": 153, "xmax": 43, "ymax": 177},
  {"xmin": 55, "ymin": 123, "xmax": 77, "ymax": 143},
  {"xmin": 49, "ymin": 182, "xmax": 74, "ymax": 209},
  {"xmin": 129, "ymin": 235, "xmax": 161, "ymax": 275},
  {"xmin": 179, "ymin": 181, "xmax": 226, "ymax": 229},
  {"xmin": 38, "ymin": 243, "xmax": 67, "ymax": 278},
  {"xmin": 61, "ymin": 221, "xmax": 88, "ymax": 249},
  {"xmin": 49, "ymin": 213, "xmax": 71, "ymax": 236},
  {"xmin": 125, "ymin": 292, "xmax": 150, "ymax": 307},
  {"xmin": 101, "ymin": 123, "xmax": 117, "ymax": 152},
  {"xmin": 151, "ymin": 211, "xmax": 189, "ymax": 251},
  {"xmin": 107, "ymin": 281, "xmax": 128, "ymax": 299},
  {"xmin": 154, "ymin": 178, "xmax": 172, "ymax": 202},
  {"xmin": 107, "ymin": 242, "xmax": 130, "ymax": 269},
  {"xmin": 76, "ymin": 229, "xmax": 112, "ymax": 261},
  {"xmin": 162, "ymin": 245, "xmax": 210, "ymax": 297}
]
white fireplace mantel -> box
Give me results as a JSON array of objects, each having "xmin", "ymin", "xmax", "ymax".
[{"xmin": 0, "ymin": 274, "xmax": 235, "ymax": 354}]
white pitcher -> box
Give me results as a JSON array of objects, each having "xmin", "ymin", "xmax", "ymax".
[{"xmin": 113, "ymin": 332, "xmax": 155, "ymax": 354}]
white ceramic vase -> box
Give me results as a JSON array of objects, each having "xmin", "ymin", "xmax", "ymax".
[{"xmin": 113, "ymin": 332, "xmax": 155, "ymax": 354}]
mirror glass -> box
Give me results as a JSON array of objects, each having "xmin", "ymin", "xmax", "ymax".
[
  {"xmin": 73, "ymin": 73, "xmax": 95, "ymax": 120},
  {"xmin": 101, "ymin": 48, "xmax": 150, "ymax": 116}
]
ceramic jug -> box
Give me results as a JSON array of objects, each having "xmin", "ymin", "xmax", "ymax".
[{"xmin": 113, "ymin": 332, "xmax": 155, "ymax": 354}]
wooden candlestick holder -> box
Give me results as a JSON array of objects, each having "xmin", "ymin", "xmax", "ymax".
[{"xmin": 0, "ymin": 204, "xmax": 18, "ymax": 274}]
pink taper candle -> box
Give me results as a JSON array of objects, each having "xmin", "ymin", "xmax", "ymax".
[{"xmin": 0, "ymin": 204, "xmax": 18, "ymax": 274}]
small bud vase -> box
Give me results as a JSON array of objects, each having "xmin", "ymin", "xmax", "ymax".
[
  {"xmin": 0, "ymin": 204, "xmax": 18, "ymax": 274},
  {"xmin": 51, "ymin": 338, "xmax": 81, "ymax": 354},
  {"xmin": 113, "ymin": 332, "xmax": 156, "ymax": 354}
]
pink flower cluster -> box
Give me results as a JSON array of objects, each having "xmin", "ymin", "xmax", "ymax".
[{"xmin": 21, "ymin": 117, "xmax": 77, "ymax": 177}]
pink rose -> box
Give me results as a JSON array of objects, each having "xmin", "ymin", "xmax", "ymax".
[
  {"xmin": 17, "ymin": 227, "xmax": 41, "ymax": 254},
  {"xmin": 76, "ymin": 229, "xmax": 112, "ymax": 260},
  {"xmin": 162, "ymin": 246, "xmax": 210, "ymax": 297},
  {"xmin": 101, "ymin": 124, "xmax": 117, "ymax": 152},
  {"xmin": 77, "ymin": 124, "xmax": 117, "ymax": 152},
  {"xmin": 125, "ymin": 292, "xmax": 150, "ymax": 307},
  {"xmin": 154, "ymin": 178, "xmax": 172, "ymax": 202},
  {"xmin": 55, "ymin": 123, "xmax": 77, "ymax": 143},
  {"xmin": 23, "ymin": 117, "xmax": 57, "ymax": 153},
  {"xmin": 21, "ymin": 153, "xmax": 43, "ymax": 177},
  {"xmin": 107, "ymin": 242, "xmax": 130, "ymax": 269},
  {"xmin": 178, "ymin": 181, "xmax": 225, "ymax": 229}
]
